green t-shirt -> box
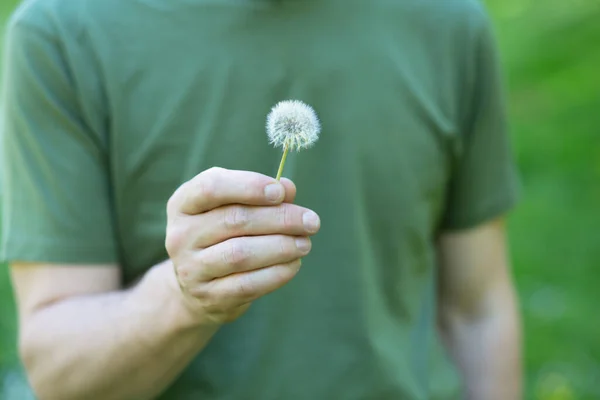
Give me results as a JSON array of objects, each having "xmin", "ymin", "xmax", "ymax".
[{"xmin": 1, "ymin": 0, "xmax": 519, "ymax": 398}]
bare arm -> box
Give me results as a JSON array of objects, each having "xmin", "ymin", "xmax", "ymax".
[
  {"xmin": 10, "ymin": 169, "xmax": 320, "ymax": 400},
  {"xmin": 11, "ymin": 261, "xmax": 217, "ymax": 400},
  {"xmin": 437, "ymin": 218, "xmax": 522, "ymax": 400}
]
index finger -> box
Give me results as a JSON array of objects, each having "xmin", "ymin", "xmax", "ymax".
[{"xmin": 169, "ymin": 167, "xmax": 287, "ymax": 215}]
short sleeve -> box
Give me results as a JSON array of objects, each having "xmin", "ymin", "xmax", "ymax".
[
  {"xmin": 440, "ymin": 13, "xmax": 520, "ymax": 231},
  {"xmin": 0, "ymin": 20, "xmax": 118, "ymax": 264}
]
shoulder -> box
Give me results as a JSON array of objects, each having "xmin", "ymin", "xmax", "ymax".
[
  {"xmin": 418, "ymin": 0, "xmax": 493, "ymax": 39},
  {"xmin": 4, "ymin": 0, "xmax": 115, "ymax": 148},
  {"xmin": 6, "ymin": 0, "xmax": 123, "ymax": 40},
  {"xmin": 378, "ymin": 0, "xmax": 495, "ymax": 54},
  {"xmin": 4, "ymin": 0, "xmax": 93, "ymax": 82},
  {"xmin": 7, "ymin": 0, "xmax": 78, "ymax": 36},
  {"xmin": 420, "ymin": 0, "xmax": 491, "ymax": 25}
]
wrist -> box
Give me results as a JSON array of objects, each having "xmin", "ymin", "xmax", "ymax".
[{"xmin": 139, "ymin": 260, "xmax": 221, "ymax": 332}]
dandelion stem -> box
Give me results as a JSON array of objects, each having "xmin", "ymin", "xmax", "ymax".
[{"xmin": 275, "ymin": 143, "xmax": 290, "ymax": 181}]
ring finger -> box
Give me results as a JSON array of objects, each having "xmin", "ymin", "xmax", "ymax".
[{"xmin": 194, "ymin": 234, "xmax": 312, "ymax": 281}]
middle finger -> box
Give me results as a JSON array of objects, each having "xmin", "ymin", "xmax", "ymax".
[{"xmin": 192, "ymin": 203, "xmax": 320, "ymax": 248}]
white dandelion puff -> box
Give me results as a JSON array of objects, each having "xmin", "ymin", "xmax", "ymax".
[
  {"xmin": 267, "ymin": 100, "xmax": 321, "ymax": 151},
  {"xmin": 266, "ymin": 100, "xmax": 321, "ymax": 181}
]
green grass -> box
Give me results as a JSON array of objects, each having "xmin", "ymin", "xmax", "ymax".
[{"xmin": 1, "ymin": 0, "xmax": 599, "ymax": 398}]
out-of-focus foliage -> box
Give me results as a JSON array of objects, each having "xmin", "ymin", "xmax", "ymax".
[
  {"xmin": 487, "ymin": 1, "xmax": 600, "ymax": 399},
  {"xmin": 1, "ymin": 0, "xmax": 598, "ymax": 398}
]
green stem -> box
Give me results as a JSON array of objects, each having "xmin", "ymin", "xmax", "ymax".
[{"xmin": 275, "ymin": 143, "xmax": 290, "ymax": 181}]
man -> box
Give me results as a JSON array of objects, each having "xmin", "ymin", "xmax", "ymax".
[{"xmin": 1, "ymin": 0, "xmax": 522, "ymax": 398}]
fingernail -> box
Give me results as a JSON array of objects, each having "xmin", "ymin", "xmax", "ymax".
[
  {"xmin": 295, "ymin": 237, "xmax": 312, "ymax": 253},
  {"xmin": 264, "ymin": 183, "xmax": 284, "ymax": 202},
  {"xmin": 302, "ymin": 211, "xmax": 320, "ymax": 233}
]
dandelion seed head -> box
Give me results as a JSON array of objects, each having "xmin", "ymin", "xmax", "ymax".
[{"xmin": 266, "ymin": 100, "xmax": 320, "ymax": 151}]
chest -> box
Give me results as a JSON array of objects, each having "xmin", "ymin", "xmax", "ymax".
[{"xmin": 100, "ymin": 4, "xmax": 463, "ymax": 280}]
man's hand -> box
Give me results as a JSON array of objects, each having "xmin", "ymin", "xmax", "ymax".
[
  {"xmin": 8, "ymin": 168, "xmax": 320, "ymax": 400},
  {"xmin": 165, "ymin": 167, "xmax": 321, "ymax": 325}
]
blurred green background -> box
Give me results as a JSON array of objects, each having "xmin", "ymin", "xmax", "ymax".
[{"xmin": 1, "ymin": 0, "xmax": 599, "ymax": 399}]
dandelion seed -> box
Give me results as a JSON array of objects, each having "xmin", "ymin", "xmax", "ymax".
[{"xmin": 266, "ymin": 100, "xmax": 321, "ymax": 180}]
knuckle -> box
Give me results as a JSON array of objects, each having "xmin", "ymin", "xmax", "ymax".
[
  {"xmin": 187, "ymin": 281, "xmax": 210, "ymax": 301},
  {"xmin": 205, "ymin": 166, "xmax": 225, "ymax": 176},
  {"xmin": 222, "ymin": 240, "xmax": 250, "ymax": 268},
  {"xmin": 165, "ymin": 224, "xmax": 187, "ymax": 256},
  {"xmin": 223, "ymin": 206, "xmax": 250, "ymax": 231},
  {"xmin": 166, "ymin": 196, "xmax": 177, "ymax": 215},
  {"xmin": 166, "ymin": 183, "xmax": 186, "ymax": 215},
  {"xmin": 174, "ymin": 264, "xmax": 190, "ymax": 285},
  {"xmin": 190, "ymin": 281, "xmax": 222, "ymax": 309},
  {"xmin": 233, "ymin": 275, "xmax": 255, "ymax": 300},
  {"xmin": 279, "ymin": 236, "xmax": 296, "ymax": 258},
  {"xmin": 194, "ymin": 251, "xmax": 210, "ymax": 273},
  {"xmin": 195, "ymin": 176, "xmax": 216, "ymax": 202},
  {"xmin": 195, "ymin": 167, "xmax": 225, "ymax": 201},
  {"xmin": 278, "ymin": 205, "xmax": 295, "ymax": 228},
  {"xmin": 203, "ymin": 297, "xmax": 227, "ymax": 315}
]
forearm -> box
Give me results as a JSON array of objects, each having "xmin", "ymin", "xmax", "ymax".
[
  {"xmin": 439, "ymin": 284, "xmax": 522, "ymax": 400},
  {"xmin": 19, "ymin": 261, "xmax": 218, "ymax": 400}
]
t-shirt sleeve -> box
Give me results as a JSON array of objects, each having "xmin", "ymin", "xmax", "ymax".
[
  {"xmin": 0, "ymin": 20, "xmax": 119, "ymax": 264},
  {"xmin": 440, "ymin": 12, "xmax": 521, "ymax": 231}
]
